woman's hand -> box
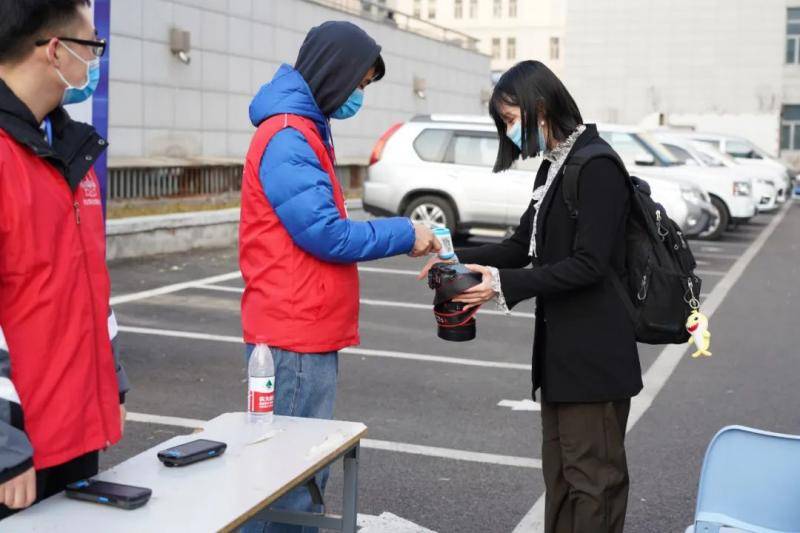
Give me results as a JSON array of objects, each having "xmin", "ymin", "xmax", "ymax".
[
  {"xmin": 452, "ymin": 264, "xmax": 498, "ymax": 310},
  {"xmin": 417, "ymin": 255, "xmax": 455, "ymax": 281}
]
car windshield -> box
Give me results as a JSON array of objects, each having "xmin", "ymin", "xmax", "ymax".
[
  {"xmin": 726, "ymin": 138, "xmax": 768, "ymax": 160},
  {"xmin": 691, "ymin": 141, "xmax": 737, "ymax": 167},
  {"xmin": 636, "ymin": 132, "xmax": 681, "ymax": 165}
]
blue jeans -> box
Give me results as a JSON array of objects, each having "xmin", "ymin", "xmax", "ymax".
[{"xmin": 242, "ymin": 345, "xmax": 339, "ymax": 533}]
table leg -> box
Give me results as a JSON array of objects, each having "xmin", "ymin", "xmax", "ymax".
[{"xmin": 341, "ymin": 444, "xmax": 360, "ymax": 533}]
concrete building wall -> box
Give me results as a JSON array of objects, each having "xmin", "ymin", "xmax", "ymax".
[
  {"xmin": 107, "ymin": 0, "xmax": 491, "ymax": 165},
  {"xmin": 393, "ymin": 0, "xmax": 565, "ymax": 77},
  {"xmin": 562, "ymin": 0, "xmax": 785, "ymax": 155}
]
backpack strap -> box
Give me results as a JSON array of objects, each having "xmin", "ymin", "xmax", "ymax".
[
  {"xmin": 561, "ymin": 142, "xmax": 635, "ymax": 321},
  {"xmin": 562, "ymin": 143, "xmax": 627, "ymax": 219}
]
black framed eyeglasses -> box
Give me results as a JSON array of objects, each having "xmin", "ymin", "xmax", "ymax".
[{"xmin": 35, "ymin": 37, "xmax": 107, "ymax": 58}]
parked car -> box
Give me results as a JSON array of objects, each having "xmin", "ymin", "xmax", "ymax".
[
  {"xmin": 652, "ymin": 132, "xmax": 779, "ymax": 214},
  {"xmin": 364, "ymin": 115, "xmax": 714, "ymax": 238},
  {"xmin": 687, "ymin": 132, "xmax": 793, "ymax": 203},
  {"xmin": 596, "ymin": 124, "xmax": 755, "ymax": 239}
]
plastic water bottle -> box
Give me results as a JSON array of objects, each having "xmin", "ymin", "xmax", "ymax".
[
  {"xmin": 248, "ymin": 344, "xmax": 275, "ymax": 424},
  {"xmin": 433, "ymin": 227, "xmax": 457, "ymax": 261}
]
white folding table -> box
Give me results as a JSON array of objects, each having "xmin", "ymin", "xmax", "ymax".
[{"xmin": 4, "ymin": 412, "xmax": 367, "ymax": 532}]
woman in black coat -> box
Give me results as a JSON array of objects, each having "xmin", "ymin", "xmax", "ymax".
[{"xmin": 424, "ymin": 61, "xmax": 642, "ymax": 533}]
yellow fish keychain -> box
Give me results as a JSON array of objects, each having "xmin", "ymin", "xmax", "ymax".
[{"xmin": 686, "ymin": 310, "xmax": 711, "ymax": 357}]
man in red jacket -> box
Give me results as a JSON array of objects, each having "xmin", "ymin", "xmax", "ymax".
[{"xmin": 0, "ymin": 0, "xmax": 128, "ymax": 517}]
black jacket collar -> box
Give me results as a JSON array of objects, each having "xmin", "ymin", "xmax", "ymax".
[{"xmin": 0, "ymin": 79, "xmax": 107, "ymax": 191}]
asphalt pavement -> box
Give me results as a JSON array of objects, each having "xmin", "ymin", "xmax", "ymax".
[{"xmin": 102, "ymin": 202, "xmax": 799, "ymax": 533}]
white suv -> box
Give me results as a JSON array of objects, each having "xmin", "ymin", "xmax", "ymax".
[
  {"xmin": 364, "ymin": 115, "xmax": 715, "ymax": 238},
  {"xmin": 688, "ymin": 132, "xmax": 793, "ymax": 203},
  {"xmin": 653, "ymin": 132, "xmax": 779, "ymax": 214},
  {"xmin": 597, "ymin": 124, "xmax": 756, "ymax": 240}
]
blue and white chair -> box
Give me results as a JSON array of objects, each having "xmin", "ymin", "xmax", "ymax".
[{"xmin": 686, "ymin": 425, "xmax": 800, "ymax": 533}]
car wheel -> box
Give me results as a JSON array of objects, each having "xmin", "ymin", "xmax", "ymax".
[
  {"xmin": 404, "ymin": 195, "xmax": 457, "ymax": 233},
  {"xmin": 699, "ymin": 196, "xmax": 728, "ymax": 240}
]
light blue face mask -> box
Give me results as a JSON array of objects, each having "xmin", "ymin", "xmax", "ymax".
[
  {"xmin": 507, "ymin": 121, "xmax": 523, "ymax": 150},
  {"xmin": 331, "ymin": 89, "xmax": 364, "ymax": 120},
  {"xmin": 506, "ymin": 120, "xmax": 547, "ymax": 154},
  {"xmin": 56, "ymin": 42, "xmax": 100, "ymax": 106}
]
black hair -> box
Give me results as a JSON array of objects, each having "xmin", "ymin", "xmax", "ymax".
[
  {"xmin": 0, "ymin": 0, "xmax": 91, "ymax": 64},
  {"xmin": 489, "ymin": 60, "xmax": 583, "ymax": 172}
]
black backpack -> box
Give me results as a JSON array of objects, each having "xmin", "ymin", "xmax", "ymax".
[{"xmin": 561, "ymin": 143, "xmax": 702, "ymax": 345}]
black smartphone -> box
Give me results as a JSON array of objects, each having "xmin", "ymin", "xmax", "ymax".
[
  {"xmin": 157, "ymin": 438, "xmax": 227, "ymax": 467},
  {"xmin": 65, "ymin": 479, "xmax": 152, "ymax": 510}
]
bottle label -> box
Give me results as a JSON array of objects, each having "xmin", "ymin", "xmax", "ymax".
[
  {"xmin": 434, "ymin": 227, "xmax": 455, "ymax": 260},
  {"xmin": 248, "ymin": 376, "xmax": 275, "ymax": 414}
]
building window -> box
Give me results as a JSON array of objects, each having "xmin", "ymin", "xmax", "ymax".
[
  {"xmin": 428, "ymin": 0, "xmax": 436, "ymax": 19},
  {"xmin": 550, "ymin": 36, "xmax": 560, "ymax": 60},
  {"xmin": 509, "ymin": 0, "xmax": 517, "ymax": 17},
  {"xmin": 781, "ymin": 105, "xmax": 800, "ymax": 150},
  {"xmin": 507, "ymin": 37, "xmax": 516, "ymax": 59},
  {"xmin": 413, "ymin": 0, "xmax": 421, "ymax": 17},
  {"xmin": 470, "ymin": 0, "xmax": 478, "ymax": 18},
  {"xmin": 491, "ymin": 38, "xmax": 501, "ymax": 59},
  {"xmin": 787, "ymin": 8, "xmax": 800, "ymax": 63},
  {"xmin": 493, "ymin": 0, "xmax": 502, "ymax": 17},
  {"xmin": 454, "ymin": 0, "xmax": 463, "ymax": 18}
]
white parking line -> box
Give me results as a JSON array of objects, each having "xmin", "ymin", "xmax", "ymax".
[
  {"xmin": 513, "ymin": 205, "xmax": 791, "ymax": 532},
  {"xmin": 126, "ymin": 411, "xmax": 541, "ymax": 469},
  {"xmin": 694, "ymin": 252, "xmax": 740, "ymax": 260},
  {"xmin": 696, "ymin": 269, "xmax": 726, "ymax": 277},
  {"xmin": 110, "ymin": 271, "xmax": 241, "ymax": 305},
  {"xmin": 193, "ymin": 284, "xmax": 535, "ymax": 319},
  {"xmin": 362, "ymin": 439, "xmax": 541, "ymax": 469},
  {"xmin": 116, "ymin": 325, "xmax": 530, "ymax": 370},
  {"xmin": 359, "ymin": 266, "xmax": 419, "ymax": 276},
  {"xmin": 126, "ymin": 411, "xmax": 207, "ymax": 429}
]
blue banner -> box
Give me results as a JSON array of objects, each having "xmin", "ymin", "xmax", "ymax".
[{"xmin": 93, "ymin": 0, "xmax": 110, "ymax": 215}]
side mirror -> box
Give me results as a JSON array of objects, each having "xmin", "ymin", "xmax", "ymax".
[{"xmin": 635, "ymin": 153, "xmax": 656, "ymax": 166}]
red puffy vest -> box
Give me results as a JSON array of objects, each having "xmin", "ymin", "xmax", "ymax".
[
  {"xmin": 240, "ymin": 114, "xmax": 360, "ymax": 353},
  {"xmin": 0, "ymin": 131, "xmax": 121, "ymax": 469}
]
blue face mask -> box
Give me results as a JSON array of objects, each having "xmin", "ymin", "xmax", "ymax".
[
  {"xmin": 507, "ymin": 121, "xmax": 522, "ymax": 150},
  {"xmin": 56, "ymin": 43, "xmax": 100, "ymax": 106},
  {"xmin": 507, "ymin": 120, "xmax": 548, "ymax": 154},
  {"xmin": 331, "ymin": 89, "xmax": 364, "ymax": 120}
]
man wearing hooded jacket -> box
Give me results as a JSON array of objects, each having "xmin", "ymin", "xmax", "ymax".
[{"xmin": 239, "ymin": 21, "xmax": 439, "ymax": 531}]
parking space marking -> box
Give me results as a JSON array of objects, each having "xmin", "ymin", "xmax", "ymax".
[
  {"xmin": 126, "ymin": 411, "xmax": 207, "ymax": 429},
  {"xmin": 513, "ymin": 206, "xmax": 791, "ymax": 532},
  {"xmin": 694, "ymin": 252, "xmax": 740, "ymax": 260},
  {"xmin": 696, "ymin": 269, "xmax": 726, "ymax": 277},
  {"xmin": 110, "ymin": 271, "xmax": 241, "ymax": 305},
  {"xmin": 193, "ymin": 284, "xmax": 535, "ymax": 319},
  {"xmin": 359, "ymin": 266, "xmax": 419, "ymax": 276},
  {"xmin": 126, "ymin": 411, "xmax": 542, "ymax": 469},
  {"xmin": 361, "ymin": 439, "xmax": 542, "ymax": 469},
  {"xmin": 117, "ymin": 325, "xmax": 531, "ymax": 370}
]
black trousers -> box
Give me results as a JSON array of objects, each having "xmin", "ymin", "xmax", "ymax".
[
  {"xmin": 541, "ymin": 400, "xmax": 631, "ymax": 533},
  {"xmin": 0, "ymin": 451, "xmax": 99, "ymax": 520}
]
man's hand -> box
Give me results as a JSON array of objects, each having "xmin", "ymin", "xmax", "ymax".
[
  {"xmin": 410, "ymin": 223, "xmax": 442, "ymax": 258},
  {"xmin": 417, "ymin": 255, "xmax": 455, "ymax": 281},
  {"xmin": 120, "ymin": 405, "xmax": 127, "ymax": 437},
  {"xmin": 451, "ymin": 264, "xmax": 497, "ymax": 310},
  {"xmin": 0, "ymin": 467, "xmax": 35, "ymax": 510}
]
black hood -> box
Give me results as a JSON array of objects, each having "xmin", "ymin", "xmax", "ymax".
[{"xmin": 294, "ymin": 21, "xmax": 385, "ymax": 116}]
